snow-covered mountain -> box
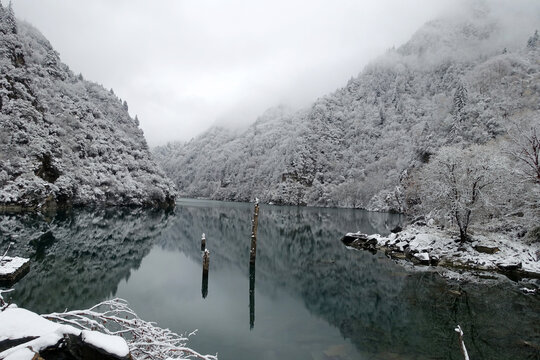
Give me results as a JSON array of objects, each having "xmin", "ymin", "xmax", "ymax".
[
  {"xmin": 155, "ymin": 3, "xmax": 539, "ymax": 213},
  {"xmin": 0, "ymin": 4, "xmax": 175, "ymax": 210}
]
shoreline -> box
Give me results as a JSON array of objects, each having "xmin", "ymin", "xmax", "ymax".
[{"xmin": 342, "ymin": 225, "xmax": 540, "ymax": 282}]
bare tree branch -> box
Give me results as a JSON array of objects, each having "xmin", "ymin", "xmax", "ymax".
[{"xmin": 44, "ymin": 298, "xmax": 218, "ymax": 360}]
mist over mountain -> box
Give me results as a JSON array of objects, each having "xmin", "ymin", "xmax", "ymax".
[
  {"xmin": 155, "ymin": 2, "xmax": 539, "ymax": 220},
  {"xmin": 0, "ymin": 4, "xmax": 175, "ymax": 210}
]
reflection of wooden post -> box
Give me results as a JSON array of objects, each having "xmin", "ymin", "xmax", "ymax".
[
  {"xmin": 249, "ymin": 199, "xmax": 259, "ymax": 328},
  {"xmin": 201, "ymin": 233, "xmax": 206, "ymax": 252},
  {"xmin": 249, "ymin": 233, "xmax": 257, "ymax": 264},
  {"xmin": 250, "ymin": 199, "xmax": 259, "ymax": 264},
  {"xmin": 249, "ymin": 261, "xmax": 256, "ymax": 330},
  {"xmin": 202, "ymin": 249, "xmax": 209, "ymax": 299},
  {"xmin": 455, "ymin": 325, "xmax": 470, "ymax": 360}
]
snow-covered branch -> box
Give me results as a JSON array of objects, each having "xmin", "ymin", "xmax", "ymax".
[
  {"xmin": 44, "ymin": 298, "xmax": 217, "ymax": 360},
  {"xmin": 454, "ymin": 325, "xmax": 470, "ymax": 360},
  {"xmin": 0, "ymin": 288, "xmax": 13, "ymax": 311}
]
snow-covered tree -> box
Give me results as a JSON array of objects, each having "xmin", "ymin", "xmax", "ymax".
[
  {"xmin": 452, "ymin": 81, "xmax": 468, "ymax": 124},
  {"xmin": 509, "ymin": 126, "xmax": 540, "ymax": 185},
  {"xmin": 416, "ymin": 146, "xmax": 502, "ymax": 242},
  {"xmin": 527, "ymin": 30, "xmax": 538, "ymax": 49},
  {"xmin": 4, "ymin": 1, "xmax": 16, "ymax": 34}
]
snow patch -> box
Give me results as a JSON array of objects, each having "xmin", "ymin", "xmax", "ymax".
[
  {"xmin": 81, "ymin": 330, "xmax": 130, "ymax": 357},
  {"xmin": 0, "ymin": 257, "xmax": 29, "ymax": 276}
]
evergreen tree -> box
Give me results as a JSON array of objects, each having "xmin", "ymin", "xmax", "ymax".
[
  {"xmin": 5, "ymin": 1, "xmax": 17, "ymax": 34},
  {"xmin": 527, "ymin": 30, "xmax": 539, "ymax": 49},
  {"xmin": 453, "ymin": 82, "xmax": 467, "ymax": 123}
]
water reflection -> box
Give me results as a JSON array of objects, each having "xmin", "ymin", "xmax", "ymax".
[
  {"xmin": 202, "ymin": 249, "xmax": 209, "ymax": 299},
  {"xmin": 249, "ymin": 262, "xmax": 256, "ymax": 330},
  {"xmin": 1, "ymin": 201, "xmax": 538, "ymax": 360},
  {"xmin": 0, "ymin": 208, "xmax": 171, "ymax": 313}
]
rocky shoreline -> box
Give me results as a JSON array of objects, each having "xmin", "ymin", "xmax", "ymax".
[{"xmin": 342, "ymin": 225, "xmax": 540, "ymax": 281}]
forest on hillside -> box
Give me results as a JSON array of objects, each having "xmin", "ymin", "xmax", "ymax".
[{"xmin": 155, "ymin": 6, "xmax": 540, "ymax": 241}]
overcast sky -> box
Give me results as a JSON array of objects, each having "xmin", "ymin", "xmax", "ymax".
[{"xmin": 12, "ymin": 0, "xmax": 462, "ymax": 146}]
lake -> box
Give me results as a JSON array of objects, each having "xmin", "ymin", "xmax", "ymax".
[{"xmin": 1, "ymin": 199, "xmax": 538, "ymax": 359}]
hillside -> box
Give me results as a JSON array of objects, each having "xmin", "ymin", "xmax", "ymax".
[
  {"xmin": 0, "ymin": 4, "xmax": 175, "ymax": 211},
  {"xmin": 156, "ymin": 3, "xmax": 539, "ymax": 217}
]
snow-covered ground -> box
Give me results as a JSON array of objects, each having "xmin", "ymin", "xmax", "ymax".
[{"xmin": 344, "ymin": 225, "xmax": 540, "ymax": 279}]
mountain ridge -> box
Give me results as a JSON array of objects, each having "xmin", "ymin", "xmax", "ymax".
[
  {"xmin": 0, "ymin": 4, "xmax": 176, "ymax": 211},
  {"xmin": 155, "ymin": 2, "xmax": 539, "ymax": 217}
]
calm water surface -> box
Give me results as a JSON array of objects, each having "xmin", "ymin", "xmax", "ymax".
[{"xmin": 1, "ymin": 199, "xmax": 538, "ymax": 360}]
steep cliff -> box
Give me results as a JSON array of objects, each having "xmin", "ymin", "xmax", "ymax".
[{"xmin": 0, "ymin": 4, "xmax": 175, "ymax": 210}]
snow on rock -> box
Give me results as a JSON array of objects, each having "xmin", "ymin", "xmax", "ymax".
[
  {"xmin": 0, "ymin": 307, "xmax": 75, "ymax": 339},
  {"xmin": 0, "ymin": 307, "xmax": 78, "ymax": 359},
  {"xmin": 81, "ymin": 330, "xmax": 130, "ymax": 358},
  {"xmin": 3, "ymin": 347, "xmax": 35, "ymax": 360},
  {"xmin": 343, "ymin": 225, "xmax": 540, "ymax": 279},
  {"xmin": 0, "ymin": 306, "xmax": 130, "ymax": 360},
  {"xmin": 0, "ymin": 257, "xmax": 29, "ymax": 276}
]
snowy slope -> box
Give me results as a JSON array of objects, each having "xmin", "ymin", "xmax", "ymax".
[
  {"xmin": 0, "ymin": 5, "xmax": 175, "ymax": 210},
  {"xmin": 155, "ymin": 3, "xmax": 539, "ymax": 212}
]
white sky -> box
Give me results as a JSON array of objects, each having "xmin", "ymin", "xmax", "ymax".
[{"xmin": 11, "ymin": 0, "xmax": 461, "ymax": 146}]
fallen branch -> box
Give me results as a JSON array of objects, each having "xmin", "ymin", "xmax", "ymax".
[
  {"xmin": 0, "ymin": 288, "xmax": 13, "ymax": 311},
  {"xmin": 455, "ymin": 325, "xmax": 470, "ymax": 360},
  {"xmin": 44, "ymin": 298, "xmax": 217, "ymax": 360}
]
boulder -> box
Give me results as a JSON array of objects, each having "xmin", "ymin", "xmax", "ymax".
[
  {"xmin": 429, "ymin": 254, "xmax": 440, "ymax": 266},
  {"xmin": 0, "ymin": 256, "xmax": 30, "ymax": 286},
  {"xmin": 496, "ymin": 262, "xmax": 522, "ymax": 271},
  {"xmin": 341, "ymin": 233, "xmax": 368, "ymax": 246},
  {"xmin": 390, "ymin": 225, "xmax": 403, "ymax": 233},
  {"xmin": 387, "ymin": 251, "xmax": 407, "ymax": 260},
  {"xmin": 473, "ymin": 245, "xmax": 500, "ymax": 254},
  {"xmin": 412, "ymin": 252, "xmax": 430, "ymax": 266}
]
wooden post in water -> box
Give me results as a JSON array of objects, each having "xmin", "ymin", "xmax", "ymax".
[
  {"xmin": 201, "ymin": 233, "xmax": 206, "ymax": 252},
  {"xmin": 201, "ymin": 249, "xmax": 209, "ymax": 299},
  {"xmin": 253, "ymin": 200, "xmax": 259, "ymax": 236},
  {"xmin": 249, "ymin": 261, "xmax": 256, "ymax": 330},
  {"xmin": 249, "ymin": 198, "xmax": 259, "ymax": 264}
]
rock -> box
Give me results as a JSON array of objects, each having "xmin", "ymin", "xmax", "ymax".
[
  {"xmin": 411, "ymin": 216, "xmax": 425, "ymax": 225},
  {"xmin": 0, "ymin": 337, "xmax": 38, "ymax": 353},
  {"xmin": 473, "ymin": 245, "xmax": 500, "ymax": 254},
  {"xmin": 394, "ymin": 241, "xmax": 409, "ymax": 252},
  {"xmin": 341, "ymin": 233, "xmax": 367, "ymax": 246},
  {"xmin": 390, "ymin": 225, "xmax": 403, "ymax": 233},
  {"xmin": 497, "ymin": 262, "xmax": 522, "ymax": 271},
  {"xmin": 412, "ymin": 252, "xmax": 430, "ymax": 266},
  {"xmin": 341, "ymin": 233, "xmax": 379, "ymax": 251},
  {"xmin": 387, "ymin": 251, "xmax": 407, "ymax": 260},
  {"xmin": 429, "ymin": 254, "xmax": 440, "ymax": 266},
  {"xmin": 0, "ymin": 256, "xmax": 30, "ymax": 286},
  {"xmin": 365, "ymin": 237, "xmax": 378, "ymax": 247}
]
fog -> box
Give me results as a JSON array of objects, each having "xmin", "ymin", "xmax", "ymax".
[{"xmin": 10, "ymin": 0, "xmax": 538, "ymax": 146}]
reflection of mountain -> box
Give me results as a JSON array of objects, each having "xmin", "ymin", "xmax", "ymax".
[
  {"xmin": 0, "ymin": 208, "xmax": 171, "ymax": 313},
  {"xmin": 158, "ymin": 201, "xmax": 539, "ymax": 360}
]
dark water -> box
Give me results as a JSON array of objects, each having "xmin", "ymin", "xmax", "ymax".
[{"xmin": 1, "ymin": 200, "xmax": 538, "ymax": 360}]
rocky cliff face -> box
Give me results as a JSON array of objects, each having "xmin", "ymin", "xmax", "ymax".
[
  {"xmin": 155, "ymin": 3, "xmax": 539, "ymax": 212},
  {"xmin": 0, "ymin": 4, "xmax": 175, "ymax": 210}
]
